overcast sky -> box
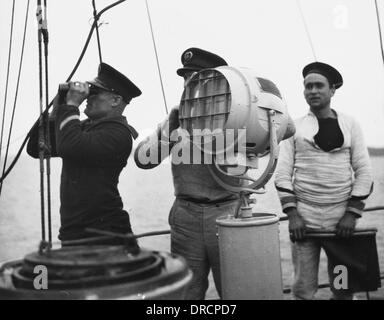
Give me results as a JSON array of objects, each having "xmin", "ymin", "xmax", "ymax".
[{"xmin": 1, "ymin": 0, "xmax": 384, "ymax": 152}]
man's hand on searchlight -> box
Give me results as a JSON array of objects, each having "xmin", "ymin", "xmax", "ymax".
[{"xmin": 168, "ymin": 106, "xmax": 180, "ymax": 134}]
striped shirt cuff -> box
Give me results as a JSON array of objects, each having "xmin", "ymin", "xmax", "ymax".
[
  {"xmin": 275, "ymin": 186, "xmax": 297, "ymax": 212},
  {"xmin": 281, "ymin": 196, "xmax": 297, "ymax": 212},
  {"xmin": 346, "ymin": 198, "xmax": 366, "ymax": 217}
]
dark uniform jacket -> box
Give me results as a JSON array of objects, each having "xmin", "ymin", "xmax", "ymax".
[{"xmin": 27, "ymin": 105, "xmax": 138, "ymax": 241}]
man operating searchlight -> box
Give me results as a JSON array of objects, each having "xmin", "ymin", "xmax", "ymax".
[
  {"xmin": 177, "ymin": 66, "xmax": 296, "ymax": 198},
  {"xmin": 135, "ymin": 48, "xmax": 295, "ymax": 300}
]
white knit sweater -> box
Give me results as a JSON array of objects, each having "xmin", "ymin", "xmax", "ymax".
[{"xmin": 275, "ymin": 110, "xmax": 373, "ymax": 216}]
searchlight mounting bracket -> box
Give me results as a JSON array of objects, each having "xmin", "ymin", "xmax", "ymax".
[{"xmin": 208, "ymin": 110, "xmax": 279, "ymax": 218}]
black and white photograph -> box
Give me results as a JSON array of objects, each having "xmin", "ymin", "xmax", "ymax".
[{"xmin": 0, "ymin": 0, "xmax": 383, "ymax": 306}]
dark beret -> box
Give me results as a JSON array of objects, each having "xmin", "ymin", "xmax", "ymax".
[
  {"xmin": 177, "ymin": 47, "xmax": 227, "ymax": 77},
  {"xmin": 87, "ymin": 63, "xmax": 142, "ymax": 103},
  {"xmin": 302, "ymin": 61, "xmax": 343, "ymax": 89}
]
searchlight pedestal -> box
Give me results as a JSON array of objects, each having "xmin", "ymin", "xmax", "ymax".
[{"xmin": 180, "ymin": 67, "xmax": 294, "ymax": 300}]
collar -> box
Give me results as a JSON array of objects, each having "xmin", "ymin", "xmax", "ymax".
[{"xmin": 307, "ymin": 108, "xmax": 338, "ymax": 119}]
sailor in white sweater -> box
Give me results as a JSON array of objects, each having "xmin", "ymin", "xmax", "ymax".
[{"xmin": 275, "ymin": 62, "xmax": 373, "ymax": 300}]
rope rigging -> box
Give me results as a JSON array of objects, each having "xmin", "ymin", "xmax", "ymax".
[
  {"xmin": 145, "ymin": 0, "xmax": 168, "ymax": 114},
  {"xmin": 0, "ymin": 0, "xmax": 31, "ymax": 198},
  {"xmin": 92, "ymin": 0, "xmax": 103, "ymax": 64},
  {"xmin": 296, "ymin": 0, "xmax": 317, "ymax": 61},
  {"xmin": 0, "ymin": 0, "xmax": 16, "ymax": 195},
  {"xmin": 375, "ymin": 0, "xmax": 384, "ymax": 68}
]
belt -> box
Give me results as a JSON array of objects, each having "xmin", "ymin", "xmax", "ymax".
[{"xmin": 176, "ymin": 196, "xmax": 239, "ymax": 208}]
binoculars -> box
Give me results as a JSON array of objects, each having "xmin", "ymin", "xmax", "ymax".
[
  {"xmin": 58, "ymin": 82, "xmax": 71, "ymax": 93},
  {"xmin": 57, "ymin": 82, "xmax": 99, "ymax": 102},
  {"xmin": 58, "ymin": 82, "xmax": 97, "ymax": 94},
  {"xmin": 57, "ymin": 82, "xmax": 96, "ymax": 105}
]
